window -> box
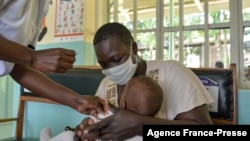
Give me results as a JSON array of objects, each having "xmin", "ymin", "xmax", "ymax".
[
  {"xmin": 241, "ymin": 0, "xmax": 250, "ymax": 87},
  {"xmin": 108, "ymin": 0, "xmax": 250, "ymax": 88}
]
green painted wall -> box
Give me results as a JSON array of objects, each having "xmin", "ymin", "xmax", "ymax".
[{"xmin": 0, "ymin": 76, "xmax": 21, "ymax": 139}]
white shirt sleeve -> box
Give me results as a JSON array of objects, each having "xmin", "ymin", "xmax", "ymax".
[
  {"xmin": 0, "ymin": 0, "xmax": 13, "ymax": 10},
  {"xmin": 0, "ymin": 60, "xmax": 14, "ymax": 76}
]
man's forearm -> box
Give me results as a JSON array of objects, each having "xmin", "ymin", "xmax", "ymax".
[
  {"xmin": 0, "ymin": 36, "xmax": 33, "ymax": 66},
  {"xmin": 9, "ymin": 64, "xmax": 80, "ymax": 110}
]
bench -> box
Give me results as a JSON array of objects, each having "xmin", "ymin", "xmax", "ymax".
[{"xmin": 0, "ymin": 64, "xmax": 237, "ymax": 140}]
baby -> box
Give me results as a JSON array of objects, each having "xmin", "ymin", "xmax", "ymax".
[
  {"xmin": 119, "ymin": 75, "xmax": 163, "ymax": 117},
  {"xmin": 117, "ymin": 75, "xmax": 163, "ymax": 141},
  {"xmin": 40, "ymin": 76, "xmax": 163, "ymax": 141}
]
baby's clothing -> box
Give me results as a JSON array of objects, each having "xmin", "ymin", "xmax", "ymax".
[
  {"xmin": 40, "ymin": 128, "xmax": 75, "ymax": 141},
  {"xmin": 39, "ymin": 111, "xmax": 113, "ymax": 141},
  {"xmin": 39, "ymin": 111, "xmax": 142, "ymax": 141}
]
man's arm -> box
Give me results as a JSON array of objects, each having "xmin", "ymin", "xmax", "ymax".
[
  {"xmin": 0, "ymin": 36, "xmax": 33, "ymax": 66},
  {"xmin": 78, "ymin": 104, "xmax": 212, "ymax": 140},
  {"xmin": 0, "ymin": 36, "xmax": 76, "ymax": 73},
  {"xmin": 10, "ymin": 64, "xmax": 109, "ymax": 114}
]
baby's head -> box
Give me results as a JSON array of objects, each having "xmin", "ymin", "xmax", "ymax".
[{"xmin": 119, "ymin": 76, "xmax": 163, "ymax": 116}]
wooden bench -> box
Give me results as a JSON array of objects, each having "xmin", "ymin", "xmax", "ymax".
[{"xmin": 0, "ymin": 64, "xmax": 237, "ymax": 140}]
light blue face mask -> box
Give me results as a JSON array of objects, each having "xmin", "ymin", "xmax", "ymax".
[{"xmin": 102, "ymin": 54, "xmax": 137, "ymax": 85}]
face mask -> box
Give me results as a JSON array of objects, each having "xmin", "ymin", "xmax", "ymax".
[{"xmin": 102, "ymin": 55, "xmax": 137, "ymax": 85}]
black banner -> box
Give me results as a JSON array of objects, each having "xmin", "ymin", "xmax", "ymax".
[{"xmin": 143, "ymin": 125, "xmax": 249, "ymax": 140}]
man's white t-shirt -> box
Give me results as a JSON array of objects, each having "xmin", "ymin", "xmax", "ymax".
[
  {"xmin": 95, "ymin": 60, "xmax": 215, "ymax": 141},
  {"xmin": 0, "ymin": 60, "xmax": 14, "ymax": 76},
  {"xmin": 0, "ymin": 0, "xmax": 50, "ymax": 76}
]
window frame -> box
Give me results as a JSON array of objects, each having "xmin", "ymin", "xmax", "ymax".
[{"xmin": 108, "ymin": 0, "xmax": 249, "ymax": 88}]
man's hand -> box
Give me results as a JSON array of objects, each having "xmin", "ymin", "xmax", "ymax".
[
  {"xmin": 31, "ymin": 48, "xmax": 76, "ymax": 73},
  {"xmin": 74, "ymin": 118, "xmax": 100, "ymax": 141},
  {"xmin": 83, "ymin": 110, "xmax": 142, "ymax": 141},
  {"xmin": 76, "ymin": 96, "xmax": 109, "ymax": 116}
]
